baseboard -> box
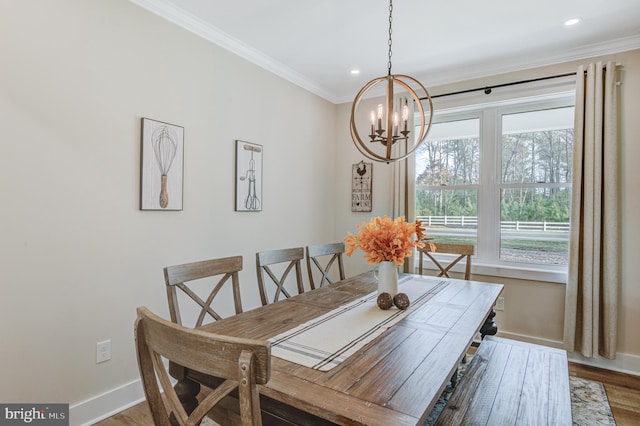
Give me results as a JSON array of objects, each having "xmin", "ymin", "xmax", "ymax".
[
  {"xmin": 69, "ymin": 379, "xmax": 145, "ymax": 426},
  {"xmin": 568, "ymin": 350, "xmax": 640, "ymax": 376},
  {"xmin": 497, "ymin": 331, "xmax": 565, "ymax": 349},
  {"xmin": 498, "ymin": 331, "xmax": 640, "ymax": 376}
]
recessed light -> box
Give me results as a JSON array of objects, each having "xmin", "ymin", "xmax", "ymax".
[
  {"xmin": 350, "ymin": 69, "xmax": 361, "ymax": 75},
  {"xmin": 564, "ymin": 17, "xmax": 582, "ymax": 26}
]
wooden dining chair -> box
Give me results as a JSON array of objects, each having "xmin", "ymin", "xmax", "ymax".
[
  {"xmin": 305, "ymin": 242, "xmax": 346, "ymax": 289},
  {"xmin": 163, "ymin": 256, "xmax": 243, "ymax": 328},
  {"xmin": 256, "ymin": 247, "xmax": 305, "ymax": 306},
  {"xmin": 134, "ymin": 306, "xmax": 270, "ymax": 426},
  {"xmin": 417, "ymin": 242, "xmax": 475, "ymax": 280}
]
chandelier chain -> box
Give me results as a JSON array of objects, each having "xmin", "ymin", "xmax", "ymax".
[
  {"xmin": 387, "ymin": 0, "xmax": 393, "ymax": 75},
  {"xmin": 349, "ymin": 0, "xmax": 433, "ymax": 163}
]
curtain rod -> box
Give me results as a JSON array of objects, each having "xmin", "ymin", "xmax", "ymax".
[{"xmin": 422, "ymin": 71, "xmax": 577, "ymax": 100}]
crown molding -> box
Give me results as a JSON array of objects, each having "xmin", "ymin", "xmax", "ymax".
[
  {"xmin": 128, "ymin": 0, "xmax": 339, "ymax": 103},
  {"xmin": 421, "ymin": 34, "xmax": 640, "ymax": 90},
  {"xmin": 332, "ymin": 35, "xmax": 640, "ymax": 104},
  {"xmin": 130, "ymin": 1, "xmax": 640, "ymax": 105}
]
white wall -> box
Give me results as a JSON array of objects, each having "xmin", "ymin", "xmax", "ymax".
[
  {"xmin": 0, "ymin": 0, "xmax": 336, "ymax": 421},
  {"xmin": 335, "ymin": 49, "xmax": 640, "ymax": 374},
  {"xmin": 2, "ymin": 0, "xmax": 638, "ymax": 423}
]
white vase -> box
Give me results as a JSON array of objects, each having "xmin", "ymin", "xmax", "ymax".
[{"xmin": 374, "ymin": 261, "xmax": 399, "ymax": 296}]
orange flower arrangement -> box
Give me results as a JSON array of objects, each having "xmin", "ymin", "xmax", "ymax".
[{"xmin": 345, "ymin": 215, "xmax": 425, "ymax": 266}]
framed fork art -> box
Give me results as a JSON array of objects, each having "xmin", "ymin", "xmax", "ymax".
[{"xmin": 235, "ymin": 140, "xmax": 263, "ymax": 212}]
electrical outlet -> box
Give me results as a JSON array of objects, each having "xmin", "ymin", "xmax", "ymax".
[
  {"xmin": 96, "ymin": 340, "xmax": 111, "ymax": 363},
  {"xmin": 495, "ymin": 297, "xmax": 505, "ymax": 311}
]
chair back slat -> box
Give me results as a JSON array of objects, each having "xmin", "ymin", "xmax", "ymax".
[
  {"xmin": 256, "ymin": 247, "xmax": 304, "ymax": 305},
  {"xmin": 418, "ymin": 242, "xmax": 475, "ymax": 280},
  {"xmin": 306, "ymin": 243, "xmax": 346, "ymax": 289},
  {"xmin": 164, "ymin": 256, "xmax": 243, "ymax": 327},
  {"xmin": 135, "ymin": 307, "xmax": 270, "ymax": 426}
]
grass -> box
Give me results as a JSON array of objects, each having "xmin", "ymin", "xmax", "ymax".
[
  {"xmin": 428, "ymin": 236, "xmax": 568, "ymax": 252},
  {"xmin": 501, "ymin": 239, "xmax": 568, "ymax": 252}
]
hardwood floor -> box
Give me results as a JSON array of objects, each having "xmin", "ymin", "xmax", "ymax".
[
  {"xmin": 96, "ymin": 362, "xmax": 640, "ymax": 425},
  {"xmin": 93, "ymin": 402, "xmax": 153, "ymax": 426}
]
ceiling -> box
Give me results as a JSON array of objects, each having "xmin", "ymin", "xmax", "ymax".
[{"xmin": 130, "ymin": 0, "xmax": 640, "ymax": 104}]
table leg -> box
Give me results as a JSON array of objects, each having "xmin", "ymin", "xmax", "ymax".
[
  {"xmin": 480, "ymin": 310, "xmax": 498, "ymax": 339},
  {"xmin": 173, "ymin": 378, "xmax": 200, "ymax": 415},
  {"xmin": 169, "ymin": 362, "xmax": 201, "ymax": 415}
]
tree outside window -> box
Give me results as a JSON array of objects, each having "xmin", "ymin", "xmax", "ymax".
[{"xmin": 415, "ymin": 100, "xmax": 574, "ymax": 270}]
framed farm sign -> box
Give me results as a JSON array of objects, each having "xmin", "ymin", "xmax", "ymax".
[{"xmin": 351, "ymin": 161, "xmax": 372, "ymax": 212}]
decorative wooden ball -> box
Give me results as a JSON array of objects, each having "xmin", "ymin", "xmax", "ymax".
[
  {"xmin": 377, "ymin": 292, "xmax": 394, "ymax": 310},
  {"xmin": 393, "ymin": 293, "xmax": 410, "ymax": 310}
]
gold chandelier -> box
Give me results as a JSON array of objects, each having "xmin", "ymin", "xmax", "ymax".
[{"xmin": 349, "ymin": 0, "xmax": 433, "ymax": 163}]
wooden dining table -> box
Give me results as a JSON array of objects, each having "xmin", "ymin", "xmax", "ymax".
[{"xmin": 170, "ymin": 272, "xmax": 503, "ymax": 426}]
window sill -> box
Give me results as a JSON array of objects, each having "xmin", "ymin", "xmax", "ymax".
[
  {"xmin": 471, "ymin": 262, "xmax": 567, "ymax": 284},
  {"xmin": 415, "ymin": 257, "xmax": 567, "ymax": 284}
]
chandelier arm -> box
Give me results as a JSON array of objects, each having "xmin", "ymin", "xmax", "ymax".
[{"xmin": 350, "ymin": 121, "xmax": 390, "ymax": 162}]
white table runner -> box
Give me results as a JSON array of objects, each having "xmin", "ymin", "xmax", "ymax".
[{"xmin": 269, "ymin": 275, "xmax": 447, "ymax": 371}]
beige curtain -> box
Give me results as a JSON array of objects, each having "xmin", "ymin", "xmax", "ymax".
[
  {"xmin": 563, "ymin": 61, "xmax": 619, "ymax": 359},
  {"xmin": 390, "ymin": 95, "xmax": 416, "ymax": 273}
]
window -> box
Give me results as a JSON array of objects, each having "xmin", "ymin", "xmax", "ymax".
[
  {"xmin": 415, "ymin": 117, "xmax": 480, "ymax": 245},
  {"xmin": 499, "ymin": 107, "xmax": 573, "ymax": 265},
  {"xmin": 415, "ymin": 91, "xmax": 574, "ymax": 281}
]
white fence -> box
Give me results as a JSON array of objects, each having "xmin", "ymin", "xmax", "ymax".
[{"xmin": 416, "ymin": 216, "xmax": 570, "ymax": 232}]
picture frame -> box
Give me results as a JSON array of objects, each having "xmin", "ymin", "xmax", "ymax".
[
  {"xmin": 352, "ymin": 161, "xmax": 372, "ymax": 212},
  {"xmin": 140, "ymin": 118, "xmax": 184, "ymax": 211},
  {"xmin": 235, "ymin": 140, "xmax": 263, "ymax": 212}
]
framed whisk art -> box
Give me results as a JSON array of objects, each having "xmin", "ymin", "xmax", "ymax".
[
  {"xmin": 140, "ymin": 118, "xmax": 184, "ymax": 211},
  {"xmin": 235, "ymin": 140, "xmax": 262, "ymax": 212}
]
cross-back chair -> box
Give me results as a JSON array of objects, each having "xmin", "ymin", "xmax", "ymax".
[
  {"xmin": 134, "ymin": 306, "xmax": 270, "ymax": 426},
  {"xmin": 305, "ymin": 242, "xmax": 346, "ymax": 289},
  {"xmin": 417, "ymin": 242, "xmax": 475, "ymax": 280},
  {"xmin": 256, "ymin": 247, "xmax": 304, "ymax": 306},
  {"xmin": 163, "ymin": 256, "xmax": 243, "ymax": 328}
]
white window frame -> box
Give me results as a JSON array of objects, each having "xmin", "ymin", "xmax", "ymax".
[{"xmin": 415, "ymin": 80, "xmax": 576, "ymax": 283}]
